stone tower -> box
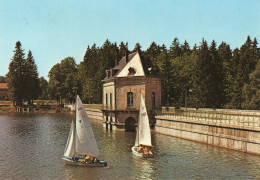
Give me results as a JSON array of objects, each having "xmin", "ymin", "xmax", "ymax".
[{"xmin": 102, "ymin": 51, "xmax": 161, "ymax": 131}]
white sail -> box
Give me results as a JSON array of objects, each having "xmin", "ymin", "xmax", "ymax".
[
  {"xmin": 75, "ymin": 95, "xmax": 100, "ymax": 157},
  {"xmin": 64, "ymin": 120, "xmax": 76, "ymax": 157},
  {"xmin": 135, "ymin": 94, "xmax": 152, "ymax": 146}
]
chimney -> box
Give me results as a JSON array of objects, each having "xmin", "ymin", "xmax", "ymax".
[{"xmin": 125, "ymin": 51, "xmax": 128, "ymax": 63}]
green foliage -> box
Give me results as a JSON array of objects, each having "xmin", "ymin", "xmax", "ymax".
[
  {"xmin": 6, "ymin": 41, "xmax": 27, "ymax": 105},
  {"xmin": 242, "ymin": 61, "xmax": 260, "ymax": 109},
  {"xmin": 39, "ymin": 77, "xmax": 48, "ymax": 100},
  {"xmin": 25, "ymin": 50, "xmax": 40, "ymax": 104},
  {"xmin": 48, "ymin": 57, "xmax": 78, "ymax": 103},
  {"xmin": 192, "ymin": 39, "xmax": 212, "ymax": 107},
  {"xmin": 158, "ymin": 50, "xmax": 173, "ymax": 106},
  {"xmin": 225, "ymin": 37, "xmax": 259, "ymax": 109},
  {"xmin": 45, "ymin": 36, "xmax": 259, "ymax": 110},
  {"xmin": 6, "ymin": 42, "xmax": 40, "ymax": 105},
  {"xmin": 0, "ymin": 76, "xmax": 6, "ymax": 83}
]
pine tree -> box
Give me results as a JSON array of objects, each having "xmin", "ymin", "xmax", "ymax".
[
  {"xmin": 169, "ymin": 38, "xmax": 182, "ymax": 59},
  {"xmin": 192, "ymin": 39, "xmax": 212, "ymax": 107},
  {"xmin": 143, "ymin": 42, "xmax": 160, "ymax": 75},
  {"xmin": 225, "ymin": 48, "xmax": 242, "ymax": 108},
  {"xmin": 225, "ymin": 36, "xmax": 259, "ymax": 108},
  {"xmin": 209, "ymin": 40, "xmax": 223, "ymax": 108},
  {"xmin": 172, "ymin": 52, "xmax": 197, "ymax": 107},
  {"xmin": 25, "ymin": 50, "xmax": 40, "ymax": 104},
  {"xmin": 119, "ymin": 41, "xmax": 128, "ymax": 57},
  {"xmin": 218, "ymin": 42, "xmax": 232, "ymax": 106},
  {"xmin": 242, "ymin": 61, "xmax": 260, "ymax": 109},
  {"xmin": 181, "ymin": 40, "xmax": 191, "ymax": 55},
  {"xmin": 6, "ymin": 41, "xmax": 27, "ymax": 106},
  {"xmin": 133, "ymin": 43, "xmax": 142, "ymax": 53},
  {"xmin": 159, "ymin": 51, "xmax": 173, "ymax": 106}
]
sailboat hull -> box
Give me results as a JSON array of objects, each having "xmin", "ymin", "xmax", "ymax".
[
  {"xmin": 131, "ymin": 146, "xmax": 153, "ymax": 158},
  {"xmin": 62, "ymin": 157, "xmax": 107, "ymax": 167}
]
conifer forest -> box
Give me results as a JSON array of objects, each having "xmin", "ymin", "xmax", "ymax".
[{"xmin": 5, "ymin": 36, "xmax": 260, "ymax": 110}]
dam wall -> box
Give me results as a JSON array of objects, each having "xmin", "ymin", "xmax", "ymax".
[{"xmin": 155, "ymin": 114, "xmax": 260, "ymax": 155}]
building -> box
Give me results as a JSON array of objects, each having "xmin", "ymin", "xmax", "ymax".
[
  {"xmin": 0, "ymin": 83, "xmax": 8, "ymax": 100},
  {"xmin": 102, "ymin": 52, "xmax": 161, "ymax": 131}
]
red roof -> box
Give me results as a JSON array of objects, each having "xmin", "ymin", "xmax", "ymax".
[{"xmin": 0, "ymin": 83, "xmax": 8, "ymax": 89}]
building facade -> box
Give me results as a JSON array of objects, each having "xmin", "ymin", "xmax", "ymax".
[
  {"xmin": 102, "ymin": 52, "xmax": 161, "ymax": 131},
  {"xmin": 0, "ymin": 83, "xmax": 8, "ymax": 101}
]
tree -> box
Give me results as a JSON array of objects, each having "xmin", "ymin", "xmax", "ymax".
[
  {"xmin": 225, "ymin": 48, "xmax": 243, "ymax": 108},
  {"xmin": 25, "ymin": 50, "xmax": 40, "ymax": 104},
  {"xmin": 172, "ymin": 52, "xmax": 197, "ymax": 107},
  {"xmin": 133, "ymin": 43, "xmax": 142, "ymax": 53},
  {"xmin": 225, "ymin": 36, "xmax": 259, "ymax": 109},
  {"xmin": 242, "ymin": 61, "xmax": 260, "ymax": 109},
  {"xmin": 218, "ymin": 42, "xmax": 232, "ymax": 106},
  {"xmin": 48, "ymin": 57, "xmax": 78, "ymax": 103},
  {"xmin": 38, "ymin": 77, "xmax": 48, "ymax": 100},
  {"xmin": 143, "ymin": 42, "xmax": 160, "ymax": 75},
  {"xmin": 6, "ymin": 41, "xmax": 27, "ymax": 106},
  {"xmin": 169, "ymin": 38, "xmax": 182, "ymax": 59},
  {"xmin": 119, "ymin": 41, "xmax": 128, "ymax": 57},
  {"xmin": 0, "ymin": 76, "xmax": 6, "ymax": 83},
  {"xmin": 181, "ymin": 40, "xmax": 191, "ymax": 55},
  {"xmin": 192, "ymin": 39, "xmax": 214, "ymax": 107},
  {"xmin": 209, "ymin": 40, "xmax": 224, "ymax": 108},
  {"xmin": 239, "ymin": 36, "xmax": 259, "ymax": 84},
  {"xmin": 158, "ymin": 50, "xmax": 173, "ymax": 106}
]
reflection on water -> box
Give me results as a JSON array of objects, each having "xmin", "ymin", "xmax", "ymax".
[{"xmin": 0, "ymin": 113, "xmax": 260, "ymax": 179}]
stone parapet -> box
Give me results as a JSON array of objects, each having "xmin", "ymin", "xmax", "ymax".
[{"xmin": 155, "ymin": 116, "xmax": 260, "ymax": 155}]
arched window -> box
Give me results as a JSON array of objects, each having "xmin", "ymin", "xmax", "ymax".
[{"xmin": 127, "ymin": 92, "xmax": 134, "ymax": 107}]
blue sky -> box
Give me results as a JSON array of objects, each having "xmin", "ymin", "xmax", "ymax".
[{"xmin": 1, "ymin": 0, "xmax": 260, "ymax": 79}]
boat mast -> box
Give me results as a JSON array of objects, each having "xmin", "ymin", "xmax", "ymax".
[
  {"xmin": 138, "ymin": 117, "xmax": 139, "ymax": 146},
  {"xmin": 138, "ymin": 93, "xmax": 141, "ymax": 146}
]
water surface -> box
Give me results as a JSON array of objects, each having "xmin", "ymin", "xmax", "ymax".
[{"xmin": 0, "ymin": 113, "xmax": 259, "ymax": 179}]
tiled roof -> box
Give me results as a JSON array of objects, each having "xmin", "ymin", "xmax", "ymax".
[
  {"xmin": 0, "ymin": 83, "xmax": 8, "ymax": 89},
  {"xmin": 112, "ymin": 52, "xmax": 138, "ymax": 78}
]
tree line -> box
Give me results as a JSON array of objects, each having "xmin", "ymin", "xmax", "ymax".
[{"xmin": 5, "ymin": 37, "xmax": 260, "ymax": 109}]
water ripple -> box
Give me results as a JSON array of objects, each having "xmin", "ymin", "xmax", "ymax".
[{"xmin": 0, "ymin": 113, "xmax": 259, "ymax": 179}]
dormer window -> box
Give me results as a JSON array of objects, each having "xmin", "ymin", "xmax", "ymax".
[{"xmin": 128, "ymin": 67, "xmax": 136, "ymax": 75}]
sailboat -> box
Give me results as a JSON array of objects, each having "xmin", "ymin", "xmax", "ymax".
[
  {"xmin": 131, "ymin": 94, "xmax": 153, "ymax": 158},
  {"xmin": 62, "ymin": 95, "xmax": 107, "ymax": 167}
]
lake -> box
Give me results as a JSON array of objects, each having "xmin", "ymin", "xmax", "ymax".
[{"xmin": 0, "ymin": 113, "xmax": 260, "ymax": 179}]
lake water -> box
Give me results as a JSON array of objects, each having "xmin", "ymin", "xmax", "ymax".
[{"xmin": 0, "ymin": 113, "xmax": 260, "ymax": 179}]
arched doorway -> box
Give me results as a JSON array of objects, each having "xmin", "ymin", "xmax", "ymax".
[{"xmin": 125, "ymin": 117, "xmax": 136, "ymax": 132}]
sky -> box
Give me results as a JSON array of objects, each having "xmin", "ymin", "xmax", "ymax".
[{"xmin": 1, "ymin": 0, "xmax": 260, "ymax": 79}]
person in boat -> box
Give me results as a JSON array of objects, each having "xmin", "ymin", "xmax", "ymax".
[
  {"xmin": 81, "ymin": 155, "xmax": 96, "ymax": 164},
  {"xmin": 137, "ymin": 144, "xmax": 143, "ymax": 153},
  {"xmin": 93, "ymin": 157, "xmax": 101, "ymax": 164},
  {"xmin": 144, "ymin": 147, "xmax": 150, "ymax": 154},
  {"xmin": 72, "ymin": 155, "xmax": 77, "ymax": 162},
  {"xmin": 81, "ymin": 155, "xmax": 90, "ymax": 163}
]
